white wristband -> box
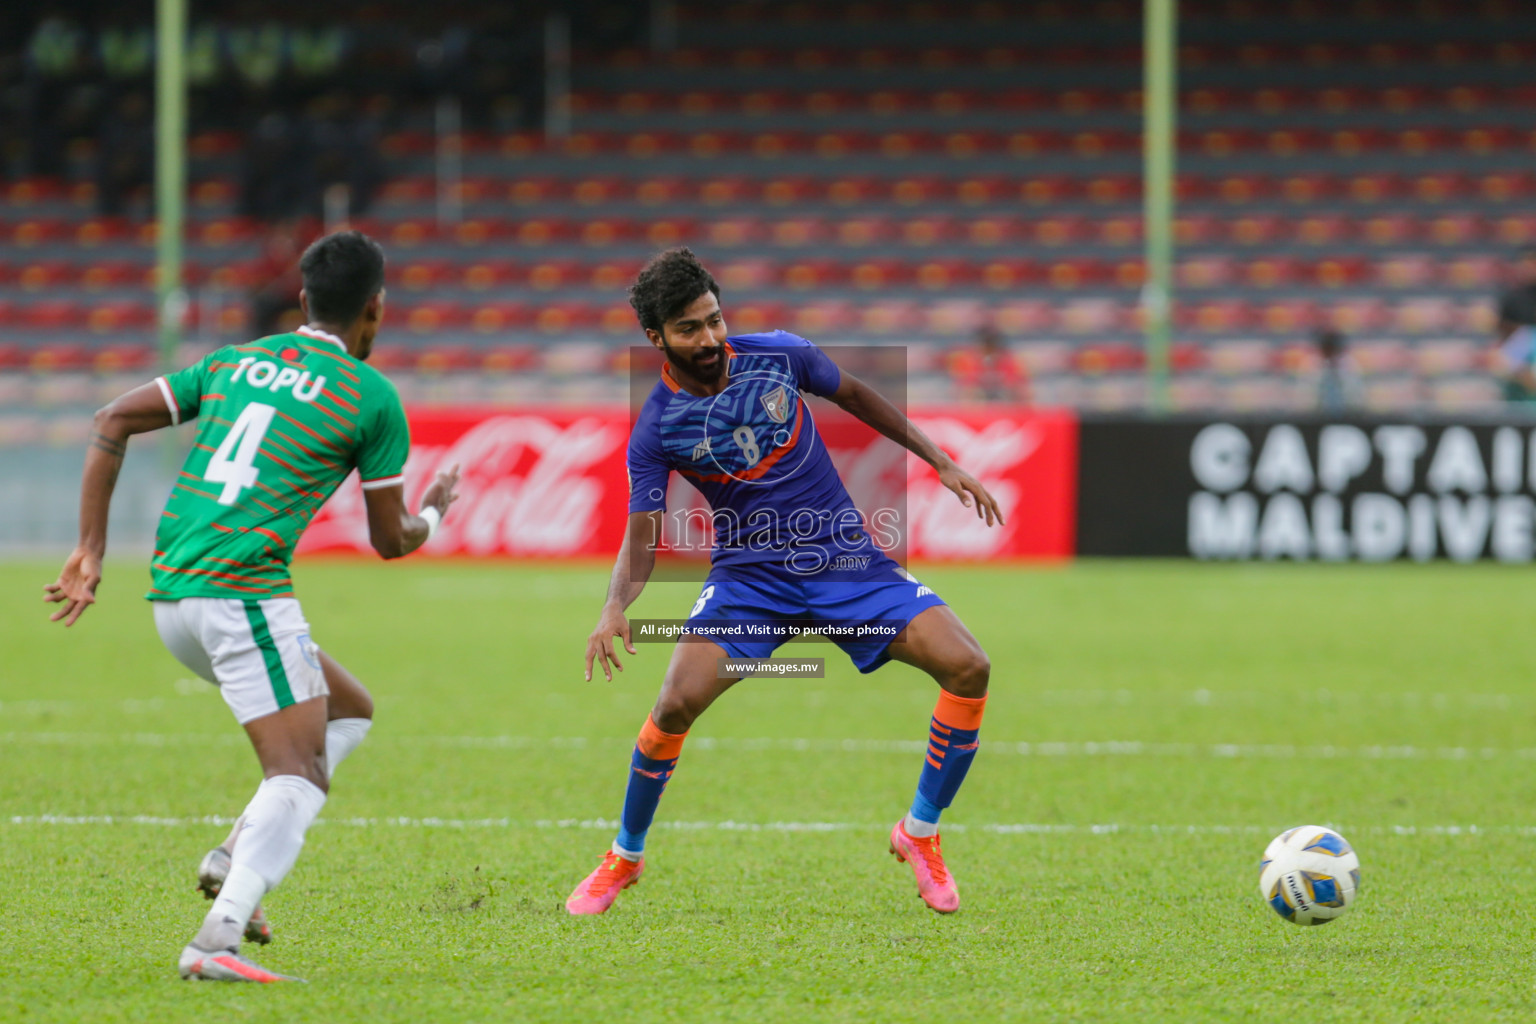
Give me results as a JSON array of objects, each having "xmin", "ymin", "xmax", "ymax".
[{"xmin": 419, "ymin": 505, "xmax": 442, "ymax": 539}]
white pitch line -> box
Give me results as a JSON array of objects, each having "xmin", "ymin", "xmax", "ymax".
[
  {"xmin": 0, "ymin": 814, "xmax": 1525, "ymax": 838},
  {"xmin": 2, "ymin": 688, "xmax": 1530, "ymax": 718},
  {"xmin": 3, "ymin": 731, "xmax": 1535, "ymax": 762}
]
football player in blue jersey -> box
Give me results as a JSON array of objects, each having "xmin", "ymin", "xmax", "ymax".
[{"xmin": 568, "ymin": 248, "xmax": 1004, "ymax": 915}]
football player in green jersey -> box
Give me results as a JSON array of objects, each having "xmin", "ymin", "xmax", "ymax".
[{"xmin": 44, "ymin": 230, "xmax": 460, "ymax": 983}]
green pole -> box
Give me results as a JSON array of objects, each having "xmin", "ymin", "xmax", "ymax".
[
  {"xmin": 1143, "ymin": 0, "xmax": 1176, "ymax": 414},
  {"xmin": 155, "ymin": 0, "xmax": 187, "ymax": 377}
]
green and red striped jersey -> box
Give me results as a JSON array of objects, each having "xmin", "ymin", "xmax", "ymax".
[{"xmin": 146, "ymin": 326, "xmax": 409, "ymax": 601}]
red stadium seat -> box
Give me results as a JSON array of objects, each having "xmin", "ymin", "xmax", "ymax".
[
  {"xmin": 782, "ymin": 259, "xmax": 848, "ymax": 289},
  {"xmin": 1393, "ymin": 297, "xmax": 1459, "ymax": 334},
  {"xmin": 826, "ymin": 177, "xmax": 887, "ymax": 205},
  {"xmin": 1031, "ymin": 216, "xmax": 1090, "ymax": 246},
  {"xmin": 534, "ymin": 303, "xmax": 599, "ymax": 333},
  {"xmin": 1265, "ymin": 128, "xmax": 1324, "ymax": 157},
  {"xmin": 1190, "ymin": 301, "xmax": 1257, "ymax": 335},
  {"xmin": 1019, "ymin": 177, "xmax": 1078, "ymax": 206},
  {"xmin": 395, "ymin": 260, "xmax": 453, "ymax": 291},
  {"xmin": 860, "ymin": 300, "xmax": 924, "ymax": 334},
  {"xmin": 762, "ymin": 177, "xmax": 824, "ymax": 205},
  {"xmin": 514, "ymin": 219, "xmax": 576, "ymax": 246},
  {"xmin": 10, "ymin": 219, "xmax": 68, "ymax": 246},
  {"xmin": 480, "ymin": 345, "xmax": 541, "ymax": 372},
  {"xmin": 769, "ymin": 218, "xmax": 829, "ymax": 247},
  {"xmin": 727, "ymin": 302, "xmax": 788, "ymax": 335},
  {"xmin": 634, "ymin": 177, "xmax": 690, "ymax": 205},
  {"xmin": 1228, "ymin": 215, "xmax": 1286, "ymax": 246},
  {"xmin": 956, "ymin": 177, "xmax": 1010, "ymax": 205},
  {"xmin": 1427, "ymin": 213, "xmax": 1485, "ymax": 247},
  {"xmin": 645, "ymin": 218, "xmax": 700, "ymax": 246},
  {"xmin": 1244, "ymin": 257, "xmax": 1307, "ymax": 289},
  {"xmin": 849, "ymin": 259, "xmax": 913, "ymax": 289},
  {"xmin": 1376, "ymin": 254, "xmax": 1440, "ymax": 289},
  {"xmin": 580, "ymin": 218, "xmax": 642, "ymax": 246},
  {"xmin": 1314, "ymin": 257, "xmax": 1370, "ymax": 288},
  {"xmin": 1346, "ymin": 174, "xmax": 1404, "ymax": 203},
  {"xmin": 1261, "ymin": 300, "xmax": 1321, "ymax": 334},
  {"xmin": 699, "ymin": 177, "xmax": 759, "ymax": 205},
  {"xmin": 93, "ymin": 346, "xmax": 155, "ymax": 373},
  {"xmin": 1280, "ymin": 174, "xmax": 1340, "ymax": 204},
  {"xmin": 757, "ymin": 131, "xmax": 813, "ymax": 158},
  {"xmin": 508, "ymin": 177, "xmax": 569, "ymax": 205},
  {"xmin": 1296, "ymin": 213, "xmax": 1353, "ymax": 245},
  {"xmin": 461, "ymin": 261, "xmax": 524, "ymax": 290},
  {"xmin": 1058, "ymin": 299, "xmax": 1126, "ymax": 335},
  {"xmin": 901, "ymin": 217, "xmax": 960, "ymax": 246},
  {"xmin": 890, "ymin": 177, "xmax": 952, "ymax": 205},
  {"xmin": 590, "ymin": 260, "xmax": 644, "ymax": 290},
  {"xmin": 1174, "ymin": 214, "xmax": 1222, "ymax": 245},
  {"xmin": 1326, "ymin": 298, "xmax": 1391, "ymax": 333},
  {"xmin": 966, "ymin": 218, "xmax": 1022, "ymax": 246},
  {"xmin": 469, "ymin": 302, "xmax": 532, "ymax": 333},
  {"xmin": 1047, "ymin": 258, "xmax": 1111, "ymax": 289},
  {"xmin": 400, "ymin": 302, "xmax": 466, "ymax": 334},
  {"xmin": 87, "ymin": 302, "xmax": 156, "ymax": 332},
  {"xmin": 1362, "ymin": 215, "xmax": 1419, "ymax": 246},
  {"xmin": 1208, "ymin": 339, "xmax": 1277, "ymax": 376},
  {"xmin": 385, "ymin": 219, "xmax": 439, "ymax": 248},
  {"xmin": 18, "ymin": 301, "xmax": 82, "ymax": 329},
  {"xmin": 924, "ymin": 300, "xmax": 990, "ymax": 335},
  {"xmin": 1446, "ymin": 256, "xmax": 1502, "ymax": 290},
  {"xmin": 993, "ymin": 300, "xmax": 1057, "ymax": 333},
  {"xmin": 526, "ymin": 260, "xmax": 584, "ymax": 290},
  {"xmin": 716, "ymin": 259, "xmax": 778, "ymax": 290},
  {"xmin": 30, "ymin": 345, "xmax": 92, "ymax": 371},
  {"xmin": 1176, "ymin": 255, "xmax": 1237, "ymax": 290},
  {"xmin": 1086, "ymin": 175, "xmax": 1139, "ymax": 204},
  {"xmin": 705, "ymin": 218, "xmax": 766, "ymax": 247},
  {"xmin": 792, "ymin": 300, "xmax": 858, "ymax": 335},
  {"xmin": 1350, "ymin": 339, "xmax": 1412, "ymax": 374},
  {"xmin": 914, "ymin": 260, "xmax": 978, "ymax": 290},
  {"xmin": 1215, "ymin": 175, "xmax": 1272, "ymax": 204},
  {"xmin": 1412, "ymin": 174, "xmax": 1470, "ymax": 203},
  {"xmin": 378, "ymin": 177, "xmax": 434, "ymax": 205},
  {"xmin": 1480, "ymin": 173, "xmax": 1536, "ymax": 202},
  {"xmin": 451, "ymin": 219, "xmax": 509, "ymax": 246},
  {"xmin": 571, "ymin": 178, "xmax": 632, "ymax": 205},
  {"xmin": 977, "ymin": 259, "xmax": 1038, "ymax": 290},
  {"xmin": 17, "ymin": 262, "xmax": 75, "ymax": 290}
]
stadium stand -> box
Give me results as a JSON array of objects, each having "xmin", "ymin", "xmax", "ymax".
[{"xmin": 2, "ymin": 0, "xmax": 1532, "ymax": 410}]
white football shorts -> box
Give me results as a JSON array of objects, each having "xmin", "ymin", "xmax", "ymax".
[{"xmin": 153, "ymin": 597, "xmax": 329, "ymax": 725}]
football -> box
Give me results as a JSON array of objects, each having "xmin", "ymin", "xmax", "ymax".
[{"xmin": 1258, "ymin": 826, "xmax": 1361, "ymax": 926}]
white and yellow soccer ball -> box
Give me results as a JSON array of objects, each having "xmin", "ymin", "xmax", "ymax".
[{"xmin": 1259, "ymin": 826, "xmax": 1360, "ymax": 925}]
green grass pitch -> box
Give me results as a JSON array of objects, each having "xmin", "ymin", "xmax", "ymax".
[{"xmin": 4, "ymin": 558, "xmax": 1536, "ymax": 1022}]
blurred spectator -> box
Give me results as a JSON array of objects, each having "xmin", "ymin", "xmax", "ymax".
[
  {"xmin": 1314, "ymin": 329, "xmax": 1360, "ymax": 413},
  {"xmin": 95, "ymin": 91, "xmax": 153, "ymax": 216},
  {"xmin": 949, "ymin": 326, "xmax": 1029, "ymax": 404},
  {"xmin": 1493, "ymin": 245, "xmax": 1536, "ymax": 402},
  {"xmin": 310, "ymin": 93, "xmax": 382, "ymax": 218}
]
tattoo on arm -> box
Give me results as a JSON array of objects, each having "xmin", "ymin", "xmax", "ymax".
[{"xmin": 90, "ymin": 433, "xmax": 127, "ymax": 458}]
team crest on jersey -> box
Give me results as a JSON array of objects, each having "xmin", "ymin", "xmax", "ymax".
[{"xmin": 760, "ymin": 385, "xmax": 791, "ymax": 424}]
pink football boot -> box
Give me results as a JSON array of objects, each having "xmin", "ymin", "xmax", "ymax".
[{"xmin": 889, "ymin": 820, "xmax": 960, "ymax": 913}]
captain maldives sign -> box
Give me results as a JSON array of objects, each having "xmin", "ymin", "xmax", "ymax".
[{"xmin": 1077, "ymin": 418, "xmax": 1536, "ymax": 562}]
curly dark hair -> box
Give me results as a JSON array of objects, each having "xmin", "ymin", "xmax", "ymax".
[{"xmin": 628, "ymin": 247, "xmax": 720, "ymax": 335}]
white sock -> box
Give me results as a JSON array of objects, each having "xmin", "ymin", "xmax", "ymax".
[
  {"xmin": 325, "ymin": 717, "xmax": 372, "ymax": 779},
  {"xmin": 199, "ymin": 775, "xmax": 326, "ymax": 947},
  {"xmin": 903, "ymin": 812, "xmax": 940, "ymax": 838},
  {"xmin": 611, "ymin": 840, "xmax": 642, "ymax": 862}
]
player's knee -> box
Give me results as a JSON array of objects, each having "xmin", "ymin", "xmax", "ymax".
[
  {"xmin": 650, "ymin": 697, "xmax": 695, "ymax": 736},
  {"xmin": 945, "ymin": 648, "xmax": 990, "ymax": 698}
]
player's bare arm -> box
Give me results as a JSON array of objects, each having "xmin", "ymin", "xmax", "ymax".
[
  {"xmin": 44, "ymin": 381, "xmax": 175, "ymax": 626},
  {"xmin": 586, "ymin": 509, "xmax": 663, "ymax": 682},
  {"xmin": 362, "ymin": 464, "xmax": 462, "ymax": 559},
  {"xmin": 828, "ymin": 370, "xmax": 1005, "ymax": 527}
]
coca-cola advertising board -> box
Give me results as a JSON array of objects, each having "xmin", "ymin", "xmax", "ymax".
[{"xmin": 298, "ymin": 407, "xmax": 1077, "ymax": 561}]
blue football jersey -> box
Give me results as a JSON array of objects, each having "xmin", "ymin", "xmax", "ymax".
[{"xmin": 627, "ymin": 331, "xmax": 895, "ymax": 582}]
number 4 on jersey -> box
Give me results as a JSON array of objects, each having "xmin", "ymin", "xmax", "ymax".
[{"xmin": 206, "ymin": 402, "xmax": 276, "ymax": 505}]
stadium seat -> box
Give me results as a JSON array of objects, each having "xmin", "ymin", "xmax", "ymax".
[{"xmin": 849, "ymin": 259, "xmax": 913, "ymax": 289}]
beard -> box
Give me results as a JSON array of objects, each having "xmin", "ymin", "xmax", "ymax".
[{"xmin": 662, "ymin": 338, "xmax": 725, "ymax": 384}]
